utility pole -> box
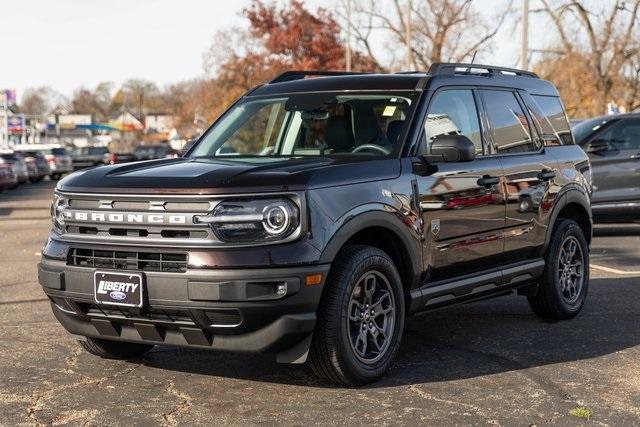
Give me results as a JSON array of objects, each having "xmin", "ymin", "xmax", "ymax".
[
  {"xmin": 521, "ymin": 0, "xmax": 529, "ymax": 70},
  {"xmin": 1, "ymin": 91, "xmax": 8, "ymax": 148},
  {"xmin": 345, "ymin": 0, "xmax": 352, "ymax": 71},
  {"xmin": 406, "ymin": 0, "xmax": 412, "ymax": 70}
]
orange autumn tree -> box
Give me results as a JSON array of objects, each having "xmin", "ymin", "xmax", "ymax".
[{"xmin": 201, "ymin": 0, "xmax": 380, "ymax": 121}]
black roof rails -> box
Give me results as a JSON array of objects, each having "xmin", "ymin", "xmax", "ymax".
[
  {"xmin": 270, "ymin": 70, "xmax": 372, "ymax": 84},
  {"xmin": 428, "ymin": 63, "xmax": 539, "ymax": 78}
]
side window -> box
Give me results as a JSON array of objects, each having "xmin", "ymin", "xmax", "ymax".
[
  {"xmin": 594, "ymin": 118, "xmax": 640, "ymax": 151},
  {"xmin": 531, "ymin": 95, "xmax": 572, "ymax": 145},
  {"xmin": 482, "ymin": 90, "xmax": 536, "ymax": 153},
  {"xmin": 423, "ymin": 89, "xmax": 483, "ymax": 154}
]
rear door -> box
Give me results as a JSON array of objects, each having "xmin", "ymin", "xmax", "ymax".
[
  {"xmin": 584, "ymin": 118, "xmax": 640, "ymax": 217},
  {"xmin": 479, "ymin": 89, "xmax": 560, "ymax": 263},
  {"xmin": 414, "ymin": 88, "xmax": 506, "ymax": 282}
]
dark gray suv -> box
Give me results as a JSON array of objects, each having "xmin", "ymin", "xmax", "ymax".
[
  {"xmin": 573, "ymin": 114, "xmax": 640, "ymax": 222},
  {"xmin": 39, "ymin": 64, "xmax": 592, "ymax": 385}
]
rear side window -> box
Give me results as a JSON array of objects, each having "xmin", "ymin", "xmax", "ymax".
[
  {"xmin": 531, "ymin": 95, "xmax": 572, "ymax": 145},
  {"xmin": 423, "ymin": 89, "xmax": 483, "ymax": 154},
  {"xmin": 482, "ymin": 90, "xmax": 537, "ymax": 154}
]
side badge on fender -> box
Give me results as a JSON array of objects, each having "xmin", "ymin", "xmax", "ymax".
[{"xmin": 431, "ymin": 219, "xmax": 441, "ymax": 236}]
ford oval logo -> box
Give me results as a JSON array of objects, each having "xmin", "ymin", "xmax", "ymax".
[{"xmin": 109, "ymin": 291, "xmax": 127, "ymax": 300}]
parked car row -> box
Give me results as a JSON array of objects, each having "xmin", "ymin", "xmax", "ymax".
[
  {"xmin": 73, "ymin": 144, "xmax": 180, "ymax": 169},
  {"xmin": 0, "ymin": 144, "xmax": 74, "ymax": 192}
]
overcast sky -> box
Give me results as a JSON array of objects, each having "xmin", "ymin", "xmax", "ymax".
[{"xmin": 2, "ymin": 0, "xmax": 533, "ymax": 101}]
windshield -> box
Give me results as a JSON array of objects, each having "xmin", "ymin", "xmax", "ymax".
[
  {"xmin": 189, "ymin": 92, "xmax": 417, "ymax": 160},
  {"xmin": 572, "ymin": 117, "xmax": 617, "ymax": 145}
]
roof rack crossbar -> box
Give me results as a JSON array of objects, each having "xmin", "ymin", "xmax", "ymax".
[
  {"xmin": 269, "ymin": 70, "xmax": 371, "ymax": 84},
  {"xmin": 428, "ymin": 63, "xmax": 539, "ymax": 78}
]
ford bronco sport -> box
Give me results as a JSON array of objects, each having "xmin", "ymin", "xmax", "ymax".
[{"xmin": 39, "ymin": 64, "xmax": 592, "ymax": 385}]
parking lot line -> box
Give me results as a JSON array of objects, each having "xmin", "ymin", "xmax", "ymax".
[{"xmin": 591, "ymin": 263, "xmax": 640, "ymax": 276}]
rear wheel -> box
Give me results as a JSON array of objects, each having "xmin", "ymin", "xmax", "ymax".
[
  {"xmin": 309, "ymin": 245, "xmax": 405, "ymax": 386},
  {"xmin": 50, "ymin": 173, "xmax": 61, "ymax": 180},
  {"xmin": 528, "ymin": 219, "xmax": 589, "ymax": 320},
  {"xmin": 79, "ymin": 337, "xmax": 153, "ymax": 359}
]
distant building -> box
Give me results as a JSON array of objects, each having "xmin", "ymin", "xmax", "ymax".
[{"xmin": 145, "ymin": 114, "xmax": 175, "ymax": 134}]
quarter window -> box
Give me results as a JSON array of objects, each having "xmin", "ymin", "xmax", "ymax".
[
  {"xmin": 482, "ymin": 90, "xmax": 536, "ymax": 153},
  {"xmin": 423, "ymin": 89, "xmax": 483, "ymax": 154}
]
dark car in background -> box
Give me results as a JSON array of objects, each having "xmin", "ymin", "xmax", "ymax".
[
  {"xmin": 71, "ymin": 146, "xmax": 109, "ymax": 170},
  {"xmin": 133, "ymin": 144, "xmax": 178, "ymax": 161},
  {"xmin": 573, "ymin": 114, "xmax": 640, "ymax": 222},
  {"xmin": 105, "ymin": 144, "xmax": 178, "ymax": 165},
  {"xmin": 17, "ymin": 151, "xmax": 51, "ymax": 182},
  {"xmin": 0, "ymin": 158, "xmax": 17, "ymax": 192}
]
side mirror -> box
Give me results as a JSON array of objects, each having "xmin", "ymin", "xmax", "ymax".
[
  {"xmin": 423, "ymin": 134, "xmax": 476, "ymax": 163},
  {"xmin": 587, "ymin": 139, "xmax": 609, "ymax": 154}
]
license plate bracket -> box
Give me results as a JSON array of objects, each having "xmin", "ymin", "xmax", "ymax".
[{"xmin": 94, "ymin": 271, "xmax": 144, "ymax": 308}]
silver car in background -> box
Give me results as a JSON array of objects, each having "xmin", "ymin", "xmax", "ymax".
[
  {"xmin": 573, "ymin": 114, "xmax": 640, "ymax": 223},
  {"xmin": 13, "ymin": 144, "xmax": 72, "ymax": 180},
  {"xmin": 0, "ymin": 151, "xmax": 29, "ymax": 186}
]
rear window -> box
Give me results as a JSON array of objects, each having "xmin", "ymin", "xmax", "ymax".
[
  {"xmin": 482, "ymin": 90, "xmax": 537, "ymax": 153},
  {"xmin": 531, "ymin": 95, "xmax": 572, "ymax": 144}
]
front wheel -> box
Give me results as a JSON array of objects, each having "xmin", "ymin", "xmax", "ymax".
[
  {"xmin": 309, "ymin": 245, "xmax": 405, "ymax": 386},
  {"xmin": 528, "ymin": 219, "xmax": 589, "ymax": 320}
]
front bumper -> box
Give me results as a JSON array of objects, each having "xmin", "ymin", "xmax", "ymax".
[{"xmin": 38, "ymin": 256, "xmax": 329, "ymax": 357}]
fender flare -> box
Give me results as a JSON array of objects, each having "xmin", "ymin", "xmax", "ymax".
[
  {"xmin": 541, "ymin": 184, "xmax": 592, "ymax": 254},
  {"xmin": 318, "ymin": 210, "xmax": 423, "ymax": 289}
]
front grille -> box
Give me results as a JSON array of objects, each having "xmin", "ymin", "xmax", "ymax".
[{"xmin": 68, "ymin": 248, "xmax": 188, "ymax": 273}]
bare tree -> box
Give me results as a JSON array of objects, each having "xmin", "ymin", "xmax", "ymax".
[
  {"xmin": 535, "ymin": 0, "xmax": 640, "ymax": 114},
  {"xmin": 337, "ymin": 0, "xmax": 514, "ymax": 71}
]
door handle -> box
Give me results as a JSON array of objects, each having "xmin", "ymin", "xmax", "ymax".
[
  {"xmin": 538, "ymin": 168, "xmax": 556, "ymax": 181},
  {"xmin": 477, "ymin": 175, "xmax": 499, "ymax": 188}
]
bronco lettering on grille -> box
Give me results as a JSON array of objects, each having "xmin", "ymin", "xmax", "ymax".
[{"xmin": 64, "ymin": 211, "xmax": 188, "ymax": 224}]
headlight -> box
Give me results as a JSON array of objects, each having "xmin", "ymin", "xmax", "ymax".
[
  {"xmin": 199, "ymin": 198, "xmax": 300, "ymax": 243},
  {"xmin": 51, "ymin": 193, "xmax": 68, "ymax": 233}
]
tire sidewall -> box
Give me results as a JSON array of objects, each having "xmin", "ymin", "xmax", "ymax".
[
  {"xmin": 547, "ymin": 220, "xmax": 589, "ymax": 314},
  {"xmin": 334, "ymin": 249, "xmax": 405, "ymax": 382}
]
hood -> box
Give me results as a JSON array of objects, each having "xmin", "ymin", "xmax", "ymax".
[{"xmin": 58, "ymin": 156, "xmax": 401, "ymax": 194}]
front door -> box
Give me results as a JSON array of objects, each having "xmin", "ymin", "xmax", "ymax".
[
  {"xmin": 414, "ymin": 88, "xmax": 506, "ymax": 283},
  {"xmin": 586, "ymin": 117, "xmax": 640, "ymax": 220}
]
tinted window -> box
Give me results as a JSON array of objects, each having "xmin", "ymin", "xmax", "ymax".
[
  {"xmin": 532, "ymin": 95, "xmax": 572, "ymax": 144},
  {"xmin": 593, "ymin": 118, "xmax": 640, "ymax": 151},
  {"xmin": 572, "ymin": 117, "xmax": 616, "ymax": 145},
  {"xmin": 423, "ymin": 89, "xmax": 482, "ymax": 154},
  {"xmin": 51, "ymin": 148, "xmax": 67, "ymax": 155},
  {"xmin": 482, "ymin": 90, "xmax": 535, "ymax": 153}
]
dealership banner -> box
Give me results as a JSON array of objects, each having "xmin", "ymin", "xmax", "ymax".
[{"xmin": 7, "ymin": 114, "xmax": 25, "ymax": 133}]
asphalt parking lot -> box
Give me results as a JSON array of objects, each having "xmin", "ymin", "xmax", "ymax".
[{"xmin": 1, "ymin": 181, "xmax": 639, "ymax": 426}]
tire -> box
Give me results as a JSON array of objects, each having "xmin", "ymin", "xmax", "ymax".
[
  {"xmin": 50, "ymin": 174, "xmax": 61, "ymax": 180},
  {"xmin": 79, "ymin": 337, "xmax": 153, "ymax": 359},
  {"xmin": 528, "ymin": 219, "xmax": 589, "ymax": 320},
  {"xmin": 309, "ymin": 245, "xmax": 405, "ymax": 386}
]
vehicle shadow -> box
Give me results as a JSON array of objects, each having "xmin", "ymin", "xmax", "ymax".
[{"xmin": 138, "ymin": 277, "xmax": 640, "ymax": 388}]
